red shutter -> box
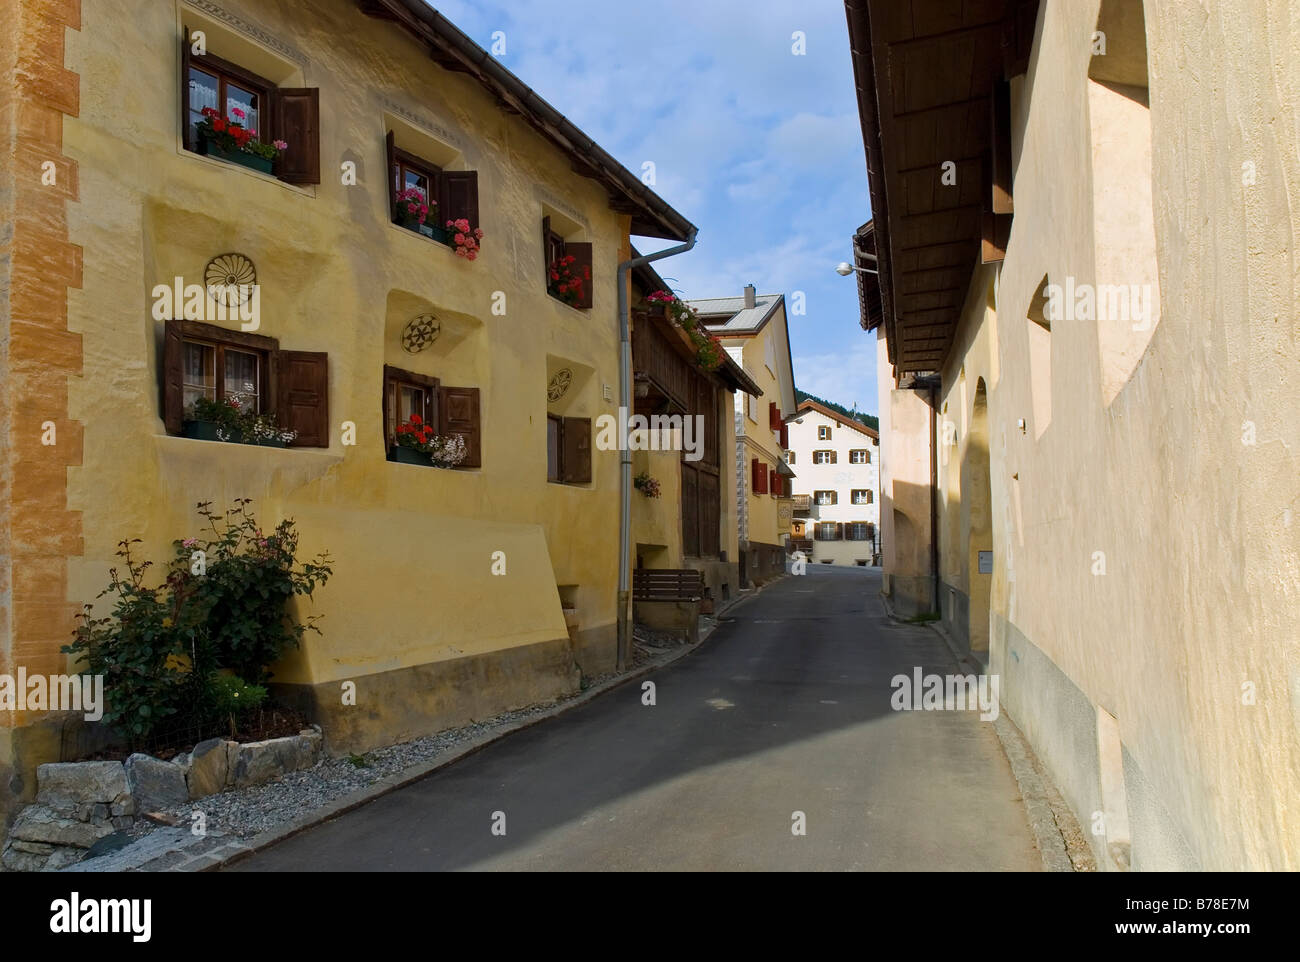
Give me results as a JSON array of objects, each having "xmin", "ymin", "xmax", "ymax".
[
  {"xmin": 441, "ymin": 170, "xmax": 480, "ymax": 232},
  {"xmin": 274, "ymin": 88, "xmax": 320, "ymax": 184},
  {"xmin": 752, "ymin": 458, "xmax": 768, "ymax": 494},
  {"xmin": 566, "ymin": 241, "xmax": 593, "ymax": 310},
  {"xmin": 439, "ymin": 385, "xmax": 482, "ymax": 468},
  {"xmin": 768, "ymin": 402, "xmax": 778, "ymax": 431},
  {"xmin": 561, "ymin": 415, "xmax": 591, "ymax": 483},
  {"xmin": 277, "ymin": 351, "xmax": 329, "ymax": 447},
  {"xmin": 779, "ymin": 423, "xmax": 788, "ymax": 448},
  {"xmin": 385, "ymin": 130, "xmax": 398, "ymax": 222},
  {"xmin": 163, "ymin": 319, "xmax": 184, "ymax": 434}
]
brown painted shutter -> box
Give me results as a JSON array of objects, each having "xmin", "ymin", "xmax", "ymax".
[
  {"xmin": 382, "ymin": 366, "xmax": 398, "ymax": 451},
  {"xmin": 566, "ymin": 242, "xmax": 593, "ymax": 309},
  {"xmin": 561, "ymin": 415, "xmax": 591, "ymax": 484},
  {"xmin": 830, "ymin": 449, "xmax": 838, "ymax": 464},
  {"xmin": 277, "ymin": 351, "xmax": 329, "ymax": 447},
  {"xmin": 541, "ymin": 215, "xmax": 551, "ymax": 285},
  {"xmin": 769, "ymin": 468, "xmax": 778, "ymax": 496},
  {"xmin": 274, "ymin": 88, "xmax": 320, "ymax": 184},
  {"xmin": 831, "ymin": 491, "xmax": 838, "ymax": 505},
  {"xmin": 779, "ymin": 422, "xmax": 788, "ymax": 448},
  {"xmin": 681, "ymin": 465, "xmax": 700, "ymax": 557},
  {"xmin": 385, "ymin": 130, "xmax": 398, "ymax": 222},
  {"xmin": 700, "ymin": 470, "xmax": 720, "ymax": 557},
  {"xmin": 180, "ymin": 26, "xmax": 192, "ymax": 150},
  {"xmin": 835, "ymin": 523, "xmax": 843, "ymax": 540},
  {"xmin": 163, "ymin": 319, "xmax": 184, "ymax": 434},
  {"xmin": 442, "ymin": 170, "xmax": 479, "ymax": 231},
  {"xmin": 439, "ymin": 385, "xmax": 481, "ymax": 468},
  {"xmin": 990, "ymin": 77, "xmax": 1013, "ymax": 214}
]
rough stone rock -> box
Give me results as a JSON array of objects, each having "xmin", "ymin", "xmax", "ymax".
[
  {"xmin": 35, "ymin": 761, "xmax": 127, "ymax": 815},
  {"xmin": 110, "ymin": 796, "xmax": 134, "ymax": 817},
  {"xmin": 9, "ymin": 805, "xmax": 115, "ymax": 849},
  {"xmin": 91, "ymin": 803, "xmax": 109, "ymax": 821},
  {"xmin": 9, "ymin": 840, "xmax": 54, "ymax": 856},
  {"xmin": 125, "ymin": 753, "xmax": 189, "ymax": 811},
  {"xmin": 1, "ymin": 843, "xmax": 49, "ymax": 873},
  {"xmin": 111, "ymin": 816, "xmax": 135, "ymax": 831},
  {"xmin": 187, "ymin": 738, "xmax": 234, "ymax": 799},
  {"xmin": 230, "ymin": 734, "xmax": 319, "ymax": 789},
  {"xmin": 43, "ymin": 846, "xmax": 86, "ymax": 871}
]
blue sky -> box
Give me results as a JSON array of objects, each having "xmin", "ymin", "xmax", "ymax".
[{"xmin": 428, "ymin": 0, "xmax": 879, "ymax": 416}]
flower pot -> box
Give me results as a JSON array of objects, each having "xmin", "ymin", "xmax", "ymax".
[
  {"xmin": 182, "ymin": 420, "xmax": 240, "ymax": 443},
  {"xmin": 389, "ymin": 445, "xmax": 433, "ymax": 467},
  {"xmin": 254, "ymin": 437, "xmax": 288, "ymax": 448},
  {"xmin": 427, "ymin": 225, "xmax": 454, "ymax": 246},
  {"xmin": 197, "ymin": 135, "xmax": 274, "ymax": 175}
]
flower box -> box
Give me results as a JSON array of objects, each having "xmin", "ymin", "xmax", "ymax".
[
  {"xmin": 389, "ymin": 445, "xmax": 433, "ymax": 467},
  {"xmin": 254, "ymin": 437, "xmax": 288, "ymax": 448},
  {"xmin": 198, "ymin": 134, "xmax": 274, "ymax": 174},
  {"xmin": 182, "ymin": 420, "xmax": 240, "ymax": 443}
]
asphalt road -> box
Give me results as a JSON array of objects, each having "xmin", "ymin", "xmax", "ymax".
[{"xmin": 231, "ymin": 566, "xmax": 1041, "ymax": 871}]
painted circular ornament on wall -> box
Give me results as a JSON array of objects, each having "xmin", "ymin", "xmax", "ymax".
[
  {"xmin": 204, "ymin": 253, "xmax": 257, "ymax": 307},
  {"xmin": 402, "ymin": 313, "xmax": 441, "ymax": 353},
  {"xmin": 547, "ymin": 368, "xmax": 573, "ymax": 402}
]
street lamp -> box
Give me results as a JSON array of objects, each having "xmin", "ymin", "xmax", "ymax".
[{"xmin": 835, "ymin": 253, "xmax": 878, "ymax": 276}]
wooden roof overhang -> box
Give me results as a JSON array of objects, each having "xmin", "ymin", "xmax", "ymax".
[
  {"xmin": 845, "ymin": 0, "xmax": 1038, "ymax": 378},
  {"xmin": 359, "ymin": 0, "xmax": 696, "ymax": 240}
]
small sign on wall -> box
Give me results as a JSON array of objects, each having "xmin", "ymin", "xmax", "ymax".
[{"xmin": 978, "ymin": 550, "xmax": 993, "ymax": 574}]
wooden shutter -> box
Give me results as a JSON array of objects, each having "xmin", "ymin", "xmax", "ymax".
[
  {"xmin": 566, "ymin": 242, "xmax": 593, "ymax": 309},
  {"xmin": 752, "ymin": 458, "xmax": 768, "ymax": 495},
  {"xmin": 768, "ymin": 468, "xmax": 778, "ymax": 496},
  {"xmin": 163, "ymin": 319, "xmax": 184, "ymax": 434},
  {"xmin": 180, "ymin": 26, "xmax": 192, "ymax": 150},
  {"xmin": 831, "ymin": 491, "xmax": 838, "ymax": 505},
  {"xmin": 385, "ymin": 130, "xmax": 398, "ymax": 222},
  {"xmin": 779, "ymin": 423, "xmax": 788, "ymax": 448},
  {"xmin": 441, "ymin": 170, "xmax": 479, "ymax": 230},
  {"xmin": 700, "ymin": 470, "xmax": 720, "ymax": 557},
  {"xmin": 277, "ymin": 351, "xmax": 328, "ymax": 447},
  {"xmin": 438, "ymin": 385, "xmax": 481, "ymax": 468},
  {"xmin": 542, "ymin": 216, "xmax": 552, "ymax": 285},
  {"xmin": 835, "ymin": 523, "xmax": 843, "ymax": 540},
  {"xmin": 681, "ymin": 465, "xmax": 700, "ymax": 557},
  {"xmin": 830, "ymin": 449, "xmax": 838, "ymax": 464},
  {"xmin": 274, "ymin": 88, "xmax": 320, "ymax": 184},
  {"xmin": 561, "ymin": 415, "xmax": 591, "ymax": 484}
]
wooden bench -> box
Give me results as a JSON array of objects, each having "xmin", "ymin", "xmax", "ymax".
[
  {"xmin": 632, "ymin": 569, "xmax": 705, "ymax": 644},
  {"xmin": 633, "ymin": 568, "xmax": 705, "ymax": 602}
]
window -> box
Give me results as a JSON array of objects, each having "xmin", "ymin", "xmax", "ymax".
[
  {"xmin": 548, "ymin": 415, "xmax": 592, "ymax": 484},
  {"xmin": 852, "ymin": 489, "xmax": 873, "ymax": 505},
  {"xmin": 542, "ymin": 217, "xmax": 593, "ymax": 310},
  {"xmin": 746, "ymin": 391, "xmax": 757, "ymax": 423},
  {"xmin": 850, "ymin": 449, "xmax": 870, "ymax": 464},
  {"xmin": 813, "ymin": 450, "xmax": 836, "ymax": 465},
  {"xmin": 162, "ymin": 319, "xmax": 328, "ymax": 447},
  {"xmin": 786, "ymin": 450, "xmax": 795, "ymax": 465},
  {"xmin": 181, "ymin": 28, "xmax": 319, "ymax": 184},
  {"xmin": 815, "ymin": 490, "xmax": 837, "ymax": 506},
  {"xmin": 846, "ymin": 522, "xmax": 875, "ymax": 541},
  {"xmin": 382, "ymin": 366, "xmax": 480, "ymax": 467},
  {"xmin": 818, "ymin": 425, "xmax": 831, "ymax": 440},
  {"xmin": 815, "ymin": 522, "xmax": 841, "ymax": 541},
  {"xmin": 386, "ymin": 133, "xmax": 480, "ymax": 249}
]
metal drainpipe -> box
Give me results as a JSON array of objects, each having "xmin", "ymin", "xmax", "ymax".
[{"xmin": 615, "ymin": 229, "xmax": 698, "ymax": 670}]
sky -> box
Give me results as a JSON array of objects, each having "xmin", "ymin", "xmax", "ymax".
[{"xmin": 427, "ymin": 0, "xmax": 879, "ymax": 416}]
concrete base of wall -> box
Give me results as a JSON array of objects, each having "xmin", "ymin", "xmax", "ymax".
[
  {"xmin": 883, "ymin": 573, "xmax": 935, "ymax": 619},
  {"xmin": 940, "ymin": 580, "xmax": 971, "ymax": 653},
  {"xmin": 1, "ymin": 713, "xmax": 127, "ymax": 829},
  {"xmin": 275, "ymin": 636, "xmax": 583, "ymax": 756},
  {"xmin": 632, "ymin": 599, "xmax": 701, "ymax": 644},
  {"xmin": 745, "ymin": 541, "xmax": 786, "ymax": 584},
  {"xmin": 991, "ymin": 611, "xmax": 1200, "ymax": 871},
  {"xmin": 683, "ymin": 558, "xmax": 739, "ymax": 607},
  {"xmin": 569, "ymin": 622, "xmax": 617, "ymax": 677}
]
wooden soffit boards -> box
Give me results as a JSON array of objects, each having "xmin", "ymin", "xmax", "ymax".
[{"xmin": 849, "ymin": 0, "xmax": 1038, "ymax": 374}]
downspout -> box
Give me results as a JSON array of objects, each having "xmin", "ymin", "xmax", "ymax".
[
  {"xmin": 615, "ymin": 229, "xmax": 698, "ymax": 670},
  {"xmin": 929, "ymin": 383, "xmax": 940, "ymax": 616}
]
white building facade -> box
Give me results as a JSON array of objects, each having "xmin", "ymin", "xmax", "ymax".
[{"xmin": 786, "ymin": 400, "xmax": 879, "ymax": 566}]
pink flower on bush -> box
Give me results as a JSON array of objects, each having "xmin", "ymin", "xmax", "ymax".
[
  {"xmin": 230, "ymin": 106, "xmax": 246, "ymax": 120},
  {"xmin": 182, "ymin": 537, "xmax": 198, "ymax": 548},
  {"xmin": 273, "ymin": 139, "xmax": 288, "ymax": 151}
]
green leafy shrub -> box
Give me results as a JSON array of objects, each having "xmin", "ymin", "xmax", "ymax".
[
  {"xmin": 211, "ymin": 673, "xmax": 268, "ymax": 738},
  {"xmin": 63, "ymin": 501, "xmax": 332, "ymax": 747}
]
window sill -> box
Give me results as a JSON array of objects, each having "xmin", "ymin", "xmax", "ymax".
[
  {"xmin": 547, "ymin": 479, "xmax": 593, "ymax": 488},
  {"xmin": 392, "ymin": 219, "xmax": 455, "ymax": 249},
  {"xmin": 547, "ymin": 291, "xmax": 590, "ymax": 313},
  {"xmin": 180, "ymin": 144, "xmax": 316, "ymax": 197}
]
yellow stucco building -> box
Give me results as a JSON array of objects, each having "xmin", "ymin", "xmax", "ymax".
[
  {"xmin": 0, "ymin": 0, "xmax": 699, "ymax": 820},
  {"xmin": 690, "ymin": 287, "xmax": 796, "ymax": 585},
  {"xmin": 849, "ymin": 0, "xmax": 1300, "ymax": 869}
]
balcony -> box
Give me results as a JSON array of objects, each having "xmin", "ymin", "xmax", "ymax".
[{"xmin": 791, "ymin": 493, "xmax": 812, "ymax": 512}]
